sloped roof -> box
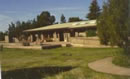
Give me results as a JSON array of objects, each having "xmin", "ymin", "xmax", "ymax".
[{"xmin": 24, "ymin": 20, "xmax": 97, "ymax": 32}]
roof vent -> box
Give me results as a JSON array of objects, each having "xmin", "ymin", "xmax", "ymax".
[
  {"xmin": 89, "ymin": 20, "xmax": 96, "ymax": 24},
  {"xmin": 72, "ymin": 23, "xmax": 79, "ymax": 26},
  {"xmin": 80, "ymin": 22, "xmax": 88, "ymax": 25}
]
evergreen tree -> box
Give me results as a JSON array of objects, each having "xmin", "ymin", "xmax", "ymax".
[
  {"xmin": 60, "ymin": 14, "xmax": 66, "ymax": 23},
  {"xmin": 31, "ymin": 19, "xmax": 37, "ymax": 28},
  {"xmin": 97, "ymin": 2, "xmax": 110, "ymax": 45},
  {"xmin": 68, "ymin": 17, "xmax": 82, "ymax": 22},
  {"xmin": 97, "ymin": 0, "xmax": 129, "ymax": 47},
  {"xmin": 87, "ymin": 0, "xmax": 100, "ymax": 20},
  {"xmin": 50, "ymin": 15, "xmax": 56, "ymax": 24},
  {"xmin": 124, "ymin": 0, "xmax": 130, "ymax": 53},
  {"xmin": 37, "ymin": 11, "xmax": 55, "ymax": 27},
  {"xmin": 0, "ymin": 32, "xmax": 5, "ymax": 41},
  {"xmin": 8, "ymin": 22, "xmax": 16, "ymax": 42}
]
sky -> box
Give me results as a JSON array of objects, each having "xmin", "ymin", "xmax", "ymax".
[{"xmin": 0, "ymin": 0, "xmax": 103, "ymax": 32}]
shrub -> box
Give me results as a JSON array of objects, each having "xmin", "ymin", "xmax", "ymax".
[{"xmin": 86, "ymin": 30, "xmax": 97, "ymax": 37}]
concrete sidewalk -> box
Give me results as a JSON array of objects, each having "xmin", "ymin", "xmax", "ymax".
[{"xmin": 88, "ymin": 57, "xmax": 130, "ymax": 76}]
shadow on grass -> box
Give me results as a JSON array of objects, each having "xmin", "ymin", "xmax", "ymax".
[{"xmin": 2, "ymin": 66, "xmax": 76, "ymax": 79}]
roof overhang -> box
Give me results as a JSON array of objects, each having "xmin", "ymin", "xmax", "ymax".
[{"xmin": 23, "ymin": 20, "xmax": 97, "ymax": 33}]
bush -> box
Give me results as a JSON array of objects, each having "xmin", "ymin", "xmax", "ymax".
[
  {"xmin": 0, "ymin": 32, "xmax": 5, "ymax": 41},
  {"xmin": 66, "ymin": 44, "xmax": 72, "ymax": 47},
  {"xmin": 86, "ymin": 30, "xmax": 97, "ymax": 37},
  {"xmin": 0, "ymin": 45, "xmax": 3, "ymax": 51},
  {"xmin": 113, "ymin": 55, "xmax": 130, "ymax": 68},
  {"xmin": 41, "ymin": 44, "xmax": 62, "ymax": 49},
  {"xmin": 22, "ymin": 42, "xmax": 30, "ymax": 46}
]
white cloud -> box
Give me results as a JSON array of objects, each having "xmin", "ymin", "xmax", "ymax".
[
  {"xmin": 0, "ymin": 14, "xmax": 14, "ymax": 32},
  {"xmin": 2, "ymin": 11, "xmax": 18, "ymax": 14},
  {"xmin": 38, "ymin": 7, "xmax": 84, "ymax": 12},
  {"xmin": 48, "ymin": 7, "xmax": 82, "ymax": 11}
]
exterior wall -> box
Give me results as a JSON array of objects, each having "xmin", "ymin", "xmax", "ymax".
[
  {"xmin": 53, "ymin": 32, "xmax": 59, "ymax": 42},
  {"xmin": 14, "ymin": 37, "xmax": 19, "ymax": 43},
  {"xmin": 69, "ymin": 37, "xmax": 101, "ymax": 46},
  {"xmin": 5, "ymin": 35, "xmax": 20, "ymax": 43},
  {"xmin": 27, "ymin": 35, "xmax": 33, "ymax": 42},
  {"xmin": 78, "ymin": 32, "xmax": 86, "ymax": 37},
  {"xmin": 35, "ymin": 34, "xmax": 41, "ymax": 44},
  {"xmin": 5, "ymin": 35, "xmax": 9, "ymax": 43},
  {"xmin": 64, "ymin": 33, "xmax": 70, "ymax": 42}
]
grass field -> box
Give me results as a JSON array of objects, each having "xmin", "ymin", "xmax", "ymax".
[{"xmin": 1, "ymin": 47, "xmax": 130, "ymax": 79}]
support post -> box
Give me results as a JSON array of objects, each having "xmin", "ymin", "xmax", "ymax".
[
  {"xmin": 30, "ymin": 34, "xmax": 33, "ymax": 42},
  {"xmin": 53, "ymin": 32, "xmax": 57, "ymax": 42}
]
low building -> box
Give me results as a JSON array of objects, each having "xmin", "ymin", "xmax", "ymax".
[{"xmin": 23, "ymin": 20, "xmax": 98, "ymax": 45}]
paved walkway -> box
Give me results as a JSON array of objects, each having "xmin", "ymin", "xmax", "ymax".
[{"xmin": 88, "ymin": 57, "xmax": 130, "ymax": 76}]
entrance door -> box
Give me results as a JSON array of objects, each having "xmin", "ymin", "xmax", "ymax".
[{"xmin": 59, "ymin": 32, "xmax": 64, "ymax": 41}]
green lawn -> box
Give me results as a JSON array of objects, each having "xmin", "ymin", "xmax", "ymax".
[{"xmin": 1, "ymin": 47, "xmax": 130, "ymax": 79}]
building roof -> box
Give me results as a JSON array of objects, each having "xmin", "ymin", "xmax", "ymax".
[{"xmin": 24, "ymin": 20, "xmax": 97, "ymax": 32}]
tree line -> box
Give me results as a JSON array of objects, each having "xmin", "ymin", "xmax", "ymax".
[{"xmin": 8, "ymin": 11, "xmax": 56, "ymax": 42}]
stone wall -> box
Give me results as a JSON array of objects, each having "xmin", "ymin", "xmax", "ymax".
[{"xmin": 69, "ymin": 37, "xmax": 101, "ymax": 46}]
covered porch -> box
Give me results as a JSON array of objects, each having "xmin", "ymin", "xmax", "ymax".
[{"xmin": 23, "ymin": 20, "xmax": 97, "ymax": 44}]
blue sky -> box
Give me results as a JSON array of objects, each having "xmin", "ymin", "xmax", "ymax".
[{"xmin": 0, "ymin": 0, "xmax": 103, "ymax": 31}]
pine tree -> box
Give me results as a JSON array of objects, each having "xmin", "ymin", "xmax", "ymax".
[
  {"xmin": 60, "ymin": 14, "xmax": 66, "ymax": 23},
  {"xmin": 87, "ymin": 0, "xmax": 100, "ymax": 20}
]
